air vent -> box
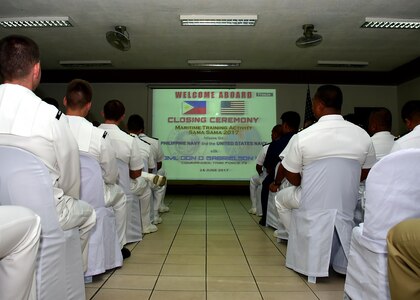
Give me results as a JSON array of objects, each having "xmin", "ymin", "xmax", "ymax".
[
  {"xmin": 317, "ymin": 60, "xmax": 369, "ymax": 68},
  {"xmin": 59, "ymin": 60, "xmax": 112, "ymax": 68}
]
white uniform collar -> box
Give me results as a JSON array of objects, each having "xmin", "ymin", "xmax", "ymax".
[{"xmin": 317, "ymin": 114, "xmax": 344, "ymax": 122}]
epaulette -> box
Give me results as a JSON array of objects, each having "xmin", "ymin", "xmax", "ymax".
[
  {"xmin": 55, "ymin": 110, "xmax": 62, "ymax": 120},
  {"xmin": 140, "ymin": 138, "xmax": 151, "ymax": 145},
  {"xmin": 150, "ymin": 136, "xmax": 159, "ymax": 140},
  {"xmin": 102, "ymin": 131, "xmax": 108, "ymax": 139}
]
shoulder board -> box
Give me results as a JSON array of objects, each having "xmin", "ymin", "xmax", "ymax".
[
  {"xmin": 55, "ymin": 110, "xmax": 62, "ymax": 120},
  {"xmin": 140, "ymin": 138, "xmax": 151, "ymax": 145},
  {"xmin": 263, "ymin": 142, "xmax": 270, "ymax": 146},
  {"xmin": 150, "ymin": 136, "xmax": 159, "ymax": 140},
  {"xmin": 102, "ymin": 131, "xmax": 108, "ymax": 139}
]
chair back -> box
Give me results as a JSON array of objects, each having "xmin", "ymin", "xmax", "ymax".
[
  {"xmin": 79, "ymin": 152, "xmax": 106, "ymax": 209},
  {"xmin": 286, "ymin": 157, "xmax": 361, "ymax": 278},
  {"xmin": 116, "ymin": 158, "xmax": 142, "ymax": 242},
  {"xmin": 0, "ymin": 145, "xmax": 71, "ymax": 299},
  {"xmin": 300, "ymin": 157, "xmax": 360, "ymax": 215},
  {"xmin": 362, "ymin": 148, "xmax": 420, "ymax": 252}
]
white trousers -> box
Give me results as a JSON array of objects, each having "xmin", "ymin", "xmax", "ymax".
[
  {"xmin": 157, "ymin": 168, "xmax": 168, "ymax": 209},
  {"xmin": 58, "ymin": 197, "xmax": 96, "ymax": 272},
  {"xmin": 249, "ymin": 173, "xmax": 266, "ymax": 210},
  {"xmin": 152, "ymin": 184, "xmax": 166, "ymax": 218},
  {"xmin": 104, "ymin": 183, "xmax": 127, "ymax": 248},
  {"xmin": 130, "ymin": 177, "xmax": 153, "ymax": 230},
  {"xmin": 0, "ymin": 206, "xmax": 41, "ymax": 300},
  {"xmin": 275, "ymin": 185, "xmax": 301, "ymax": 232}
]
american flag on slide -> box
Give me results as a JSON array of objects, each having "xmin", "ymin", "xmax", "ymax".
[{"xmin": 220, "ymin": 101, "xmax": 245, "ymax": 115}]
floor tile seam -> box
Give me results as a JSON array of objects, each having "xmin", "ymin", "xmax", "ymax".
[
  {"xmin": 148, "ymin": 196, "xmax": 192, "ymax": 300},
  {"xmin": 220, "ymin": 196, "xmax": 265, "ymax": 298},
  {"xmin": 88, "ymin": 267, "xmax": 119, "ymax": 299}
]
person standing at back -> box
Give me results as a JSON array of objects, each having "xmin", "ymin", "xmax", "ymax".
[{"xmin": 0, "ymin": 35, "xmax": 96, "ymax": 272}]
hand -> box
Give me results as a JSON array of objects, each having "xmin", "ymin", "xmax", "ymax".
[{"xmin": 269, "ymin": 182, "xmax": 279, "ymax": 193}]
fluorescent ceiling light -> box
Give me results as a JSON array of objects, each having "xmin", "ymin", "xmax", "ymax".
[
  {"xmin": 361, "ymin": 17, "xmax": 420, "ymax": 29},
  {"xmin": 180, "ymin": 15, "xmax": 257, "ymax": 26},
  {"xmin": 188, "ymin": 60, "xmax": 241, "ymax": 67},
  {"xmin": 59, "ymin": 60, "xmax": 112, "ymax": 67},
  {"xmin": 0, "ymin": 16, "xmax": 74, "ymax": 28},
  {"xmin": 317, "ymin": 60, "xmax": 369, "ymax": 68}
]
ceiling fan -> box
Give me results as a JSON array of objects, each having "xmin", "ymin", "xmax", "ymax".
[{"xmin": 296, "ymin": 24, "xmax": 323, "ymax": 48}]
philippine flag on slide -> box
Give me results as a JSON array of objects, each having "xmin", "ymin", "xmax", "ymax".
[{"xmin": 183, "ymin": 101, "xmax": 207, "ymax": 115}]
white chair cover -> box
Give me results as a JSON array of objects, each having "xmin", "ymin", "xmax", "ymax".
[
  {"xmin": 266, "ymin": 161, "xmax": 282, "ymax": 229},
  {"xmin": 0, "ymin": 145, "xmax": 85, "ymax": 300},
  {"xmin": 344, "ymin": 149, "xmax": 420, "ymax": 300},
  {"xmin": 286, "ymin": 157, "xmax": 360, "ymax": 278},
  {"xmin": 79, "ymin": 153, "xmax": 122, "ymax": 276},
  {"xmin": 116, "ymin": 159, "xmax": 142, "ymax": 243},
  {"xmin": 266, "ymin": 191, "xmax": 279, "ymax": 229}
]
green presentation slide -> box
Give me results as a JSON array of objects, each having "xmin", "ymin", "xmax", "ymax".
[{"xmin": 152, "ymin": 88, "xmax": 276, "ymax": 180}]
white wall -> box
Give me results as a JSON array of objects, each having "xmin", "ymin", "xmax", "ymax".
[{"xmin": 37, "ymin": 82, "xmax": 401, "ymax": 134}]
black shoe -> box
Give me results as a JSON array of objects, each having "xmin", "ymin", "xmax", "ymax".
[
  {"xmin": 121, "ymin": 247, "xmax": 131, "ymax": 259},
  {"xmin": 259, "ymin": 218, "xmax": 266, "ymax": 226}
]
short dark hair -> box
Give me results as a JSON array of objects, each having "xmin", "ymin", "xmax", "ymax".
[
  {"xmin": 272, "ymin": 124, "xmax": 282, "ymax": 136},
  {"xmin": 315, "ymin": 85, "xmax": 343, "ymax": 111},
  {"xmin": 280, "ymin": 111, "xmax": 300, "ymax": 132},
  {"xmin": 401, "ymin": 100, "xmax": 420, "ymax": 122},
  {"xmin": 127, "ymin": 114, "xmax": 145, "ymax": 132},
  {"xmin": 369, "ymin": 107, "xmax": 392, "ymax": 131},
  {"xmin": 0, "ymin": 35, "xmax": 40, "ymax": 81},
  {"xmin": 65, "ymin": 79, "xmax": 92, "ymax": 109},
  {"xmin": 103, "ymin": 99, "xmax": 125, "ymax": 121}
]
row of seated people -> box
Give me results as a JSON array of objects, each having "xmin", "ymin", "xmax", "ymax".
[
  {"xmin": 0, "ymin": 35, "xmax": 168, "ymax": 300},
  {"xmin": 250, "ymin": 85, "xmax": 420, "ymax": 299}
]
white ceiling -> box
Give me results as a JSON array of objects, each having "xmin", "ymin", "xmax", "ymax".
[{"xmin": 1, "ymin": 0, "xmax": 420, "ymax": 72}]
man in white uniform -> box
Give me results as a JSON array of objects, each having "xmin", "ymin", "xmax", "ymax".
[
  {"xmin": 0, "ymin": 205, "xmax": 41, "ymax": 300},
  {"xmin": 368, "ymin": 107, "xmax": 395, "ymax": 159},
  {"xmin": 99, "ymin": 100, "xmax": 164, "ymax": 234},
  {"xmin": 63, "ymin": 79, "xmax": 131, "ymax": 258},
  {"xmin": 0, "ymin": 35, "xmax": 96, "ymax": 271},
  {"xmin": 391, "ymin": 100, "xmax": 420, "ymax": 152},
  {"xmin": 273, "ymin": 85, "xmax": 376, "ymax": 240},
  {"xmin": 127, "ymin": 114, "xmax": 169, "ymax": 224}
]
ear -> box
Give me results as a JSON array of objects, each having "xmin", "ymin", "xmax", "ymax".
[
  {"xmin": 33, "ymin": 62, "xmax": 41, "ymax": 79},
  {"xmin": 86, "ymin": 102, "xmax": 92, "ymax": 112},
  {"xmin": 405, "ymin": 118, "xmax": 414, "ymax": 131},
  {"xmin": 63, "ymin": 97, "xmax": 68, "ymax": 107},
  {"xmin": 31, "ymin": 62, "xmax": 41, "ymax": 88}
]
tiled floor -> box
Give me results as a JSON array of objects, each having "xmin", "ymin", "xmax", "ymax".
[{"xmin": 85, "ymin": 193, "xmax": 345, "ymax": 300}]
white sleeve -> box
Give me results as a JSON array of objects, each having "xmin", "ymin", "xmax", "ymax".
[
  {"xmin": 99, "ymin": 134, "xmax": 118, "ymax": 184},
  {"xmin": 129, "ymin": 138, "xmax": 145, "ymax": 171},
  {"xmin": 156, "ymin": 140, "xmax": 165, "ymax": 162},
  {"xmin": 52, "ymin": 113, "xmax": 81, "ymax": 199}
]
